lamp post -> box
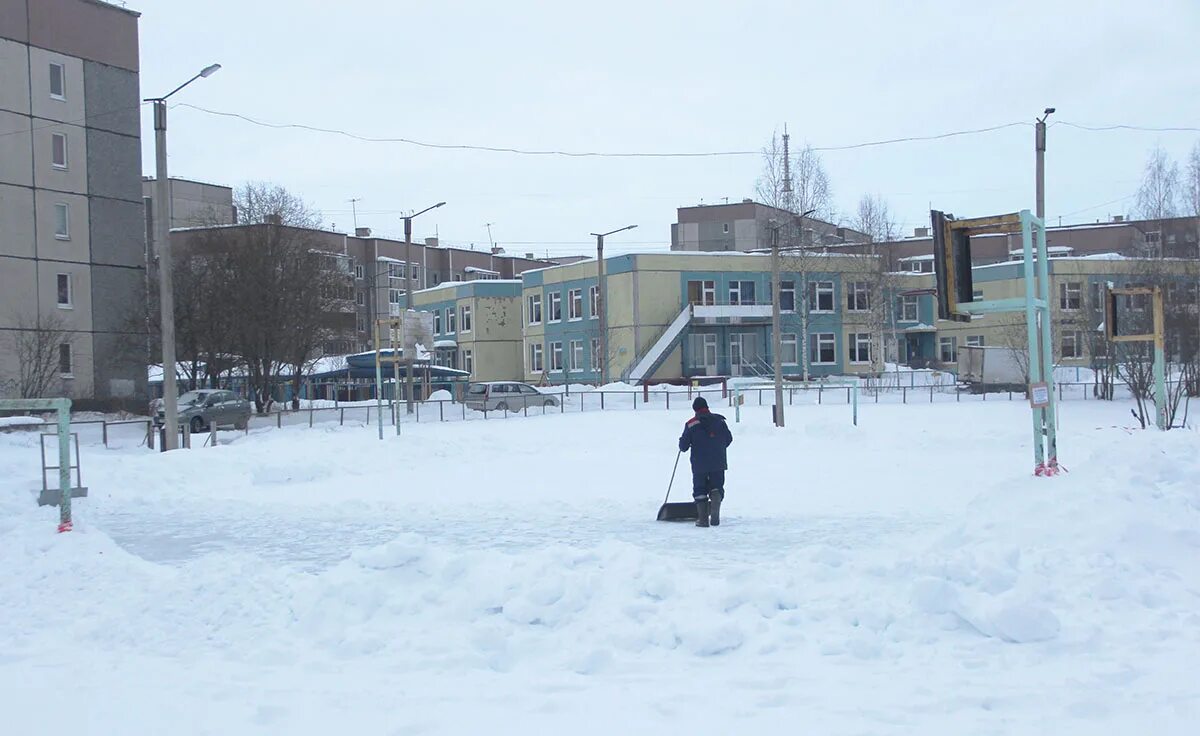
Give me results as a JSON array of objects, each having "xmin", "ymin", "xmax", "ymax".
[
  {"xmin": 1035, "ymin": 107, "xmax": 1055, "ymax": 221},
  {"xmin": 591, "ymin": 225, "xmax": 637, "ymax": 385},
  {"xmin": 404, "ymin": 201, "xmax": 445, "ymax": 414},
  {"xmin": 145, "ymin": 63, "xmax": 220, "ymax": 450}
]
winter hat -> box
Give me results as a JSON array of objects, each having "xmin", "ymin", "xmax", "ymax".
[{"xmin": 693, "ymin": 397, "xmax": 708, "ymax": 412}]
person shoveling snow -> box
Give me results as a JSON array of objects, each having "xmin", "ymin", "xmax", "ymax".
[{"xmin": 678, "ymin": 397, "xmax": 733, "ymax": 527}]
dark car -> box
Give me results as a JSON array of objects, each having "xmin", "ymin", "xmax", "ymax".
[{"xmin": 155, "ymin": 390, "xmax": 252, "ymax": 433}]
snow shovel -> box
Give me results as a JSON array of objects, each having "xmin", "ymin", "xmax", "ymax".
[{"xmin": 656, "ymin": 450, "xmax": 698, "ymax": 522}]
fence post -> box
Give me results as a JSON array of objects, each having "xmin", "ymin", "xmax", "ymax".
[
  {"xmin": 846, "ymin": 387, "xmax": 850, "ymax": 404},
  {"xmin": 210, "ymin": 421, "xmax": 217, "ymax": 447},
  {"xmin": 634, "ymin": 391, "xmax": 638, "ymax": 410},
  {"xmin": 416, "ymin": 402, "xmax": 421, "ymax": 422},
  {"xmin": 643, "ymin": 383, "xmax": 649, "ymax": 403},
  {"xmin": 818, "ymin": 386, "xmax": 822, "ymax": 404},
  {"xmin": 309, "ymin": 407, "xmax": 314, "ymax": 428},
  {"xmin": 340, "ymin": 407, "xmax": 345, "ymax": 425},
  {"xmin": 102, "ymin": 421, "xmax": 108, "ymax": 447},
  {"xmin": 666, "ymin": 392, "xmax": 670, "ymax": 410},
  {"xmin": 902, "ymin": 387, "xmax": 907, "ymax": 404},
  {"xmin": 146, "ymin": 421, "xmax": 154, "ymax": 449},
  {"xmin": 601, "ymin": 393, "xmax": 605, "ymax": 411},
  {"xmin": 440, "ymin": 401, "xmax": 445, "ymax": 422},
  {"xmin": 956, "ymin": 386, "xmax": 960, "ymax": 402},
  {"xmin": 276, "ymin": 411, "xmax": 282, "ymax": 429}
]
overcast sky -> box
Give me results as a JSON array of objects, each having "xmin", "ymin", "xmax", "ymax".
[{"xmin": 135, "ymin": 0, "xmax": 1200, "ymax": 257}]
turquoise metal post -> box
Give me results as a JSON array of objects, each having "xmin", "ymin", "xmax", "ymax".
[
  {"xmin": 1153, "ymin": 343, "xmax": 1168, "ymax": 430},
  {"xmin": 1019, "ymin": 212, "xmax": 1046, "ymax": 470},
  {"xmin": 852, "ymin": 382, "xmax": 858, "ymax": 426},
  {"xmin": 1031, "ymin": 212, "xmax": 1059, "ymax": 467},
  {"xmin": 56, "ymin": 399, "xmax": 71, "ymax": 531},
  {"xmin": 373, "ymin": 342, "xmax": 384, "ymax": 441}
]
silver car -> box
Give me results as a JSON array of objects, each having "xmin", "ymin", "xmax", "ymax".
[
  {"xmin": 464, "ymin": 382, "xmax": 560, "ymax": 412},
  {"xmin": 155, "ymin": 389, "xmax": 252, "ymax": 433}
]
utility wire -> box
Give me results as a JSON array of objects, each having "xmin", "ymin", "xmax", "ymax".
[
  {"xmin": 1056, "ymin": 121, "xmax": 1200, "ymax": 134},
  {"xmin": 177, "ymin": 102, "xmax": 1032, "ymax": 157}
]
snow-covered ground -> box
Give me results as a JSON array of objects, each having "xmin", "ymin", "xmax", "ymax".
[{"xmin": 1, "ymin": 400, "xmax": 1198, "ymax": 734}]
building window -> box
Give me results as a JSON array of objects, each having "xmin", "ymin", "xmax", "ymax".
[
  {"xmin": 722, "ymin": 223, "xmax": 730, "ymax": 234},
  {"xmin": 589, "ymin": 285, "xmax": 599, "ymax": 318},
  {"xmin": 899, "ymin": 295, "xmax": 919, "ymax": 322},
  {"xmin": 590, "ymin": 337, "xmax": 601, "ymax": 370},
  {"xmin": 687, "ymin": 280, "xmax": 716, "ymax": 306},
  {"xmin": 433, "ymin": 309, "xmax": 441, "ymax": 334},
  {"xmin": 58, "ymin": 343, "xmax": 72, "ymax": 376},
  {"xmin": 53, "ymin": 203, "xmax": 70, "ymax": 240},
  {"xmin": 51, "ymin": 133, "xmax": 68, "ymax": 169},
  {"xmin": 548, "ymin": 291, "xmax": 562, "ymax": 322},
  {"xmin": 810, "ymin": 333, "xmax": 836, "ymax": 365},
  {"xmin": 965, "ymin": 335, "xmax": 984, "ymax": 347},
  {"xmin": 569, "ymin": 339, "xmax": 584, "ymax": 371},
  {"xmin": 568, "ymin": 288, "xmax": 583, "ymax": 320},
  {"xmin": 939, "ymin": 336, "xmax": 957, "ymax": 363},
  {"xmin": 972, "ymin": 289, "xmax": 984, "ymax": 300},
  {"xmin": 462, "ymin": 349, "xmax": 473, "ymax": 375},
  {"xmin": 445, "ymin": 307, "xmax": 456, "ymax": 334},
  {"xmin": 550, "ymin": 341, "xmax": 564, "ymax": 372},
  {"xmin": 848, "ymin": 333, "xmax": 872, "ymax": 364},
  {"xmin": 49, "ymin": 63, "xmax": 65, "ymax": 100},
  {"xmin": 1061, "ymin": 331, "xmax": 1083, "ymax": 359},
  {"xmin": 1059, "ymin": 281, "xmax": 1081, "ymax": 311},
  {"xmin": 728, "ymin": 280, "xmax": 756, "ymax": 306},
  {"xmin": 460, "ymin": 305, "xmax": 472, "ymax": 333},
  {"xmin": 527, "ymin": 293, "xmax": 543, "ymax": 325},
  {"xmin": 781, "ymin": 333, "xmax": 798, "ymax": 365},
  {"xmin": 356, "ymin": 316, "xmax": 366, "ymax": 333},
  {"xmin": 389, "ymin": 288, "xmax": 402, "ymax": 305},
  {"xmin": 529, "ymin": 342, "xmax": 544, "ymax": 373},
  {"xmin": 846, "ymin": 281, "xmax": 870, "ymax": 312},
  {"xmin": 355, "ymin": 264, "xmax": 364, "ymax": 280},
  {"xmin": 1089, "ymin": 282, "xmax": 1103, "ymax": 309},
  {"xmin": 1126, "ymin": 282, "xmax": 1149, "ymax": 311},
  {"xmin": 355, "ymin": 290, "xmax": 365, "ymax": 307},
  {"xmin": 56, "ymin": 273, "xmax": 72, "ymax": 308},
  {"xmin": 779, "ymin": 281, "xmax": 795, "ymax": 312},
  {"xmin": 810, "ymin": 281, "xmax": 834, "ymax": 312}
]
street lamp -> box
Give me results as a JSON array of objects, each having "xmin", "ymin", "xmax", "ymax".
[
  {"xmin": 591, "ymin": 224, "xmax": 637, "ymax": 385},
  {"xmin": 145, "ymin": 63, "xmax": 221, "ymax": 450},
  {"xmin": 404, "ymin": 201, "xmax": 446, "ymax": 414},
  {"xmin": 772, "ymin": 208, "xmax": 815, "ymax": 427}
]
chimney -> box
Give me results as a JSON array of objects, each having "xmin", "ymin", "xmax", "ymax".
[
  {"xmin": 914, "ymin": 227, "xmax": 929, "ymax": 237},
  {"xmin": 742, "ymin": 198, "xmax": 753, "ymax": 204},
  {"xmin": 491, "ymin": 246, "xmax": 505, "ymax": 255},
  {"xmin": 525, "ymin": 252, "xmax": 535, "ymax": 260},
  {"xmin": 264, "ymin": 213, "xmax": 282, "ymax": 226},
  {"xmin": 1112, "ymin": 215, "xmax": 1124, "ymax": 223},
  {"xmin": 355, "ymin": 227, "xmax": 371, "ymax": 237},
  {"xmin": 425, "ymin": 237, "xmax": 439, "ymax": 248}
]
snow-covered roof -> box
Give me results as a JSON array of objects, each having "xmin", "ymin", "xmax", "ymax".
[
  {"xmin": 433, "ymin": 339, "xmax": 457, "ymax": 349},
  {"xmin": 899, "ymin": 254, "xmax": 935, "ymax": 262},
  {"xmin": 464, "ymin": 266, "xmax": 499, "ymax": 275}
]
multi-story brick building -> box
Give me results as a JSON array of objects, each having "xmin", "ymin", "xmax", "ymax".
[{"xmin": 0, "ymin": 0, "xmax": 146, "ymax": 405}]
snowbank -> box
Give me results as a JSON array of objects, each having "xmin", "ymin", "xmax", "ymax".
[
  {"xmin": 0, "ymin": 416, "xmax": 43, "ymax": 429},
  {"xmin": 425, "ymin": 389, "xmax": 454, "ymax": 402}
]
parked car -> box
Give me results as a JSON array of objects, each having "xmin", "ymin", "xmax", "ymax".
[
  {"xmin": 464, "ymin": 382, "xmax": 560, "ymax": 412},
  {"xmin": 154, "ymin": 390, "xmax": 252, "ymax": 432}
]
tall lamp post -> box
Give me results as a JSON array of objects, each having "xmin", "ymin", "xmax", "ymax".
[
  {"xmin": 404, "ymin": 201, "xmax": 446, "ymax": 414},
  {"xmin": 145, "ymin": 63, "xmax": 221, "ymax": 450},
  {"xmin": 591, "ymin": 225, "xmax": 637, "ymax": 385},
  {"xmin": 770, "ymin": 208, "xmax": 814, "ymax": 428},
  {"xmin": 1035, "ymin": 107, "xmax": 1055, "ymax": 221}
]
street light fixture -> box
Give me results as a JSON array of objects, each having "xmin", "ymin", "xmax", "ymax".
[
  {"xmin": 1036, "ymin": 107, "xmax": 1055, "ymax": 220},
  {"xmin": 591, "ymin": 224, "xmax": 637, "ymax": 385},
  {"xmin": 145, "ymin": 63, "xmax": 221, "ymax": 450},
  {"xmin": 404, "ymin": 201, "xmax": 446, "ymax": 414}
]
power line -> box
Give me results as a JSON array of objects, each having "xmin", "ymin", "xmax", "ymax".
[
  {"xmin": 177, "ymin": 102, "xmax": 1033, "ymax": 158},
  {"xmin": 1056, "ymin": 121, "xmax": 1200, "ymax": 134}
]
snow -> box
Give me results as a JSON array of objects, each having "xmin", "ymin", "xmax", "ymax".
[
  {"xmin": 0, "ymin": 416, "xmax": 44, "ymax": 429},
  {"xmin": 425, "ymin": 389, "xmax": 454, "ymax": 402},
  {"xmin": 1, "ymin": 401, "xmax": 1198, "ymax": 734}
]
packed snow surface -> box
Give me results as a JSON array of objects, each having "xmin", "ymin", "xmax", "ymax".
[{"xmin": 1, "ymin": 400, "xmax": 1198, "ymax": 734}]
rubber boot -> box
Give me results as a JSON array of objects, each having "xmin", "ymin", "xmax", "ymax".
[
  {"xmin": 710, "ymin": 488, "xmax": 723, "ymax": 526},
  {"xmin": 695, "ymin": 498, "xmax": 710, "ymax": 527}
]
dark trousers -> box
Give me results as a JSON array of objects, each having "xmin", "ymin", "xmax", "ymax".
[{"xmin": 692, "ymin": 471, "xmax": 725, "ymax": 501}]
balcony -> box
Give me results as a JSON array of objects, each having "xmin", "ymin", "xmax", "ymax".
[{"xmin": 691, "ymin": 303, "xmax": 774, "ymax": 324}]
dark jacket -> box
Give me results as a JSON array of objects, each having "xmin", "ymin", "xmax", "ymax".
[{"xmin": 679, "ymin": 410, "xmax": 733, "ymax": 473}]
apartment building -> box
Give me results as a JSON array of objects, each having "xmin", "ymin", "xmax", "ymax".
[
  {"xmin": 0, "ymin": 0, "xmax": 146, "ymax": 405},
  {"xmin": 671, "ymin": 200, "xmax": 869, "ymax": 252},
  {"xmin": 142, "ymin": 176, "xmax": 235, "ymax": 229},
  {"xmin": 172, "ymin": 223, "xmax": 563, "ymax": 355},
  {"xmin": 406, "ymin": 280, "xmax": 524, "ymax": 382}
]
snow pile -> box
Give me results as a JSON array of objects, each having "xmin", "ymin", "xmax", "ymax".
[
  {"xmin": 0, "ymin": 416, "xmax": 43, "ymax": 429},
  {"xmin": 425, "ymin": 389, "xmax": 454, "ymax": 402}
]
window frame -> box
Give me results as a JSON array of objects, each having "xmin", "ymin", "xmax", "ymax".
[
  {"xmin": 56, "ymin": 272, "xmax": 72, "ymax": 309},
  {"xmin": 687, "ymin": 279, "xmax": 717, "ymax": 306},
  {"xmin": 729, "ymin": 280, "xmax": 756, "ymax": 306},
  {"xmin": 53, "ymin": 202, "xmax": 70, "ymax": 240},
  {"xmin": 810, "ymin": 281, "xmax": 835, "ymax": 313},
  {"xmin": 51, "ymin": 132, "xmax": 68, "ymax": 170},
  {"xmin": 462, "ymin": 348, "xmax": 473, "ymax": 375},
  {"xmin": 780, "ymin": 333, "xmax": 799, "ymax": 366},
  {"xmin": 848, "ymin": 332, "xmax": 872, "ymax": 364},
  {"xmin": 354, "ymin": 264, "xmax": 364, "ymax": 280},
  {"xmin": 548, "ymin": 291, "xmax": 562, "ymax": 323},
  {"xmin": 569, "ymin": 339, "xmax": 584, "ymax": 371},
  {"xmin": 588, "ymin": 285, "xmax": 599, "ymax": 319},
  {"xmin": 939, "ymin": 336, "xmax": 957, "ymax": 364},
  {"xmin": 1061, "ymin": 330, "xmax": 1083, "ymax": 359},
  {"xmin": 1059, "ymin": 281, "xmax": 1082, "ymax": 311},
  {"xmin": 899, "ymin": 295, "xmax": 919, "ymax": 322},
  {"xmin": 58, "ymin": 343, "xmax": 72, "ymax": 377},
  {"xmin": 528, "ymin": 293, "xmax": 543, "ymax": 325},
  {"xmin": 965, "ymin": 335, "xmax": 984, "ymax": 348},
  {"xmin": 810, "ymin": 332, "xmax": 836, "ymax": 365},
  {"xmin": 568, "ymin": 288, "xmax": 583, "ymax": 320},
  {"xmin": 49, "ymin": 62, "xmax": 66, "ymax": 101},
  {"xmin": 549, "ymin": 341, "xmax": 564, "ymax": 372},
  {"xmin": 460, "ymin": 304, "xmax": 472, "ymax": 333},
  {"xmin": 846, "ymin": 281, "xmax": 870, "ymax": 312},
  {"xmin": 528, "ymin": 342, "xmax": 544, "ymax": 373},
  {"xmin": 779, "ymin": 280, "xmax": 796, "ymax": 312},
  {"xmin": 590, "ymin": 337, "xmax": 601, "ymax": 370}
]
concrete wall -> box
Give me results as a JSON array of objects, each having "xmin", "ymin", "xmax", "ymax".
[
  {"xmin": 0, "ymin": 37, "xmax": 30, "ymax": 113},
  {"xmin": 0, "ymin": 183, "xmax": 35, "ymax": 257}
]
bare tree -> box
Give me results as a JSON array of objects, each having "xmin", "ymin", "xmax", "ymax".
[
  {"xmin": 1133, "ymin": 146, "xmax": 1181, "ymax": 257},
  {"xmin": 756, "ymin": 129, "xmax": 837, "ymax": 381},
  {"xmin": 3, "ymin": 314, "xmax": 74, "ymax": 399},
  {"xmin": 851, "ymin": 194, "xmax": 901, "ymax": 373},
  {"xmin": 234, "ymin": 181, "xmax": 323, "ymax": 229}
]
